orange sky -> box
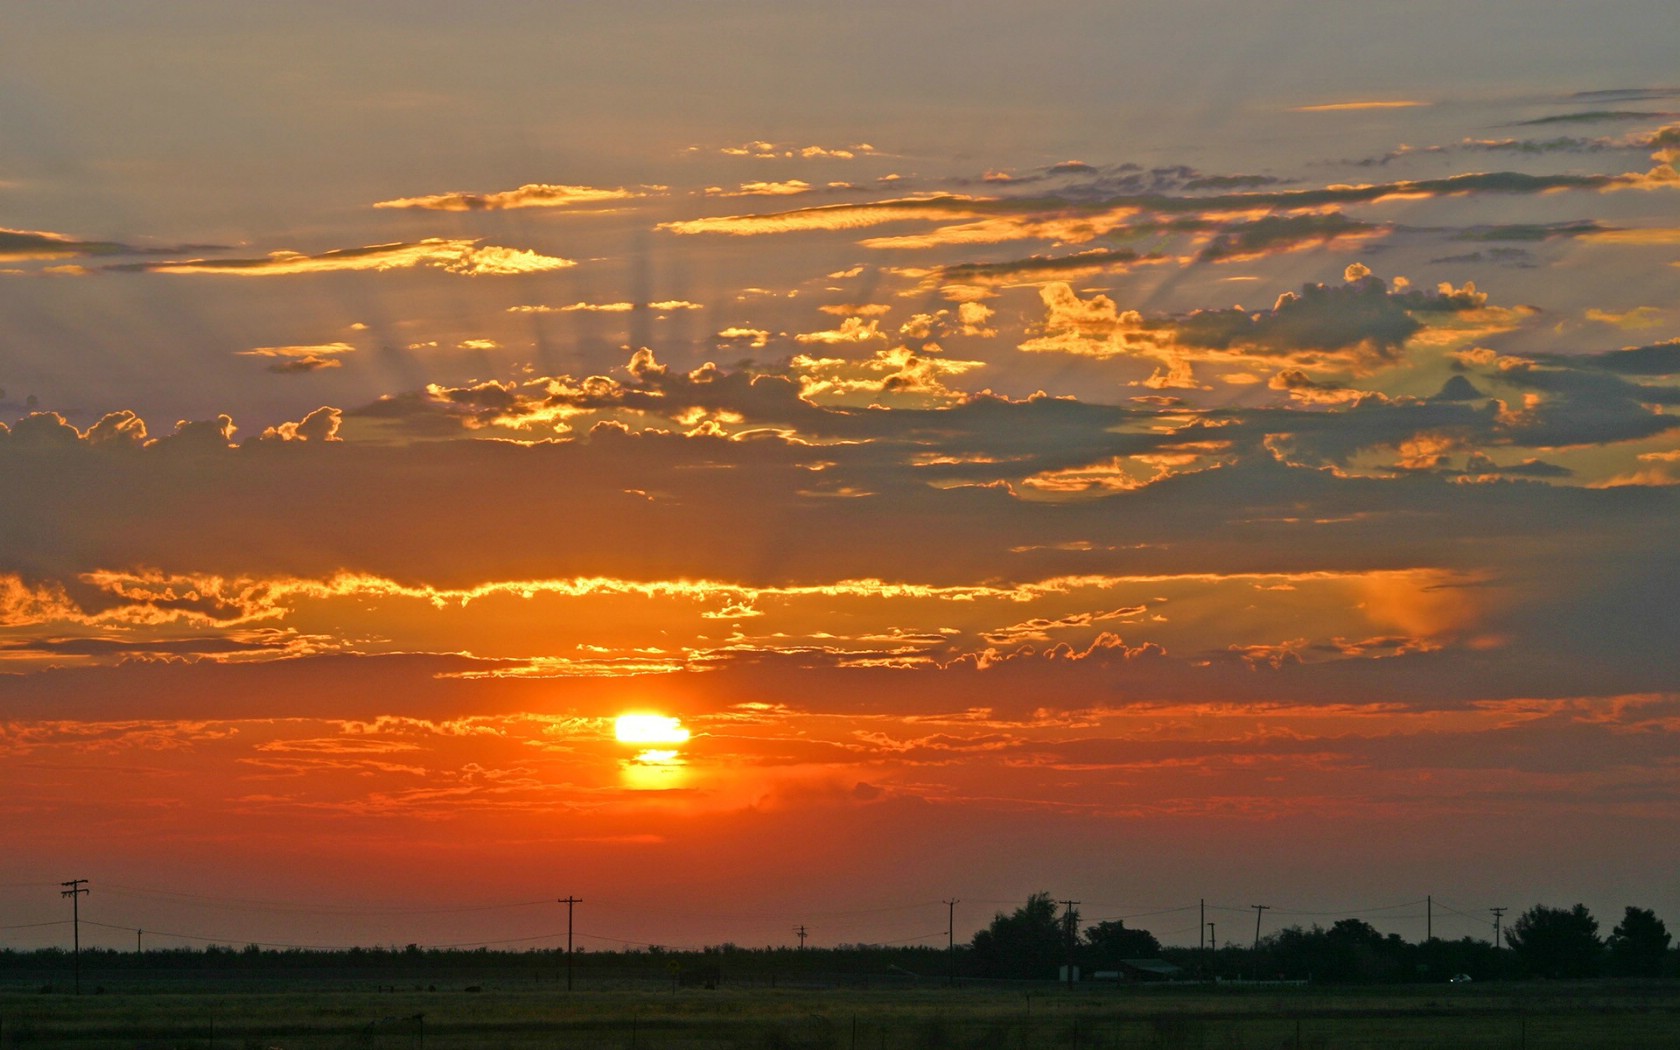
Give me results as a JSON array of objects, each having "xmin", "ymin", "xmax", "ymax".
[{"xmin": 2, "ymin": 2, "xmax": 1678, "ymax": 951}]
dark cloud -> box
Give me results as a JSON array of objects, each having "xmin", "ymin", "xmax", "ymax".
[
  {"xmin": 1430, "ymin": 375, "xmax": 1486, "ymax": 401},
  {"xmin": 1528, "ymin": 338, "xmax": 1680, "ymax": 376},
  {"xmin": 1427, "ymin": 247, "xmax": 1535, "ymax": 267},
  {"xmin": 1195, "ymin": 213, "xmax": 1382, "ymax": 262},
  {"xmin": 1464, "ymin": 136, "xmax": 1617, "ymax": 155},
  {"xmin": 937, "ymin": 249, "xmax": 1153, "ymax": 283},
  {"xmin": 0, "ymin": 227, "xmax": 225, "ymax": 262},
  {"xmin": 1565, "ymin": 88, "xmax": 1680, "ymax": 104},
  {"xmin": 1449, "ymin": 221, "xmax": 1608, "ymax": 242},
  {"xmin": 1183, "ymin": 173, "xmax": 1281, "ymax": 191},
  {"xmin": 1511, "ymin": 111, "xmax": 1673, "ymax": 127},
  {"xmin": 1173, "ymin": 273, "xmax": 1423, "ymax": 357}
]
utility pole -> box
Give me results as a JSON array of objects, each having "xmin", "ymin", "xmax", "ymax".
[
  {"xmin": 137, "ymin": 929, "xmax": 143, "ymax": 954},
  {"xmin": 558, "ymin": 897, "xmax": 582, "ymax": 990},
  {"xmin": 61, "ymin": 879, "xmax": 88, "ymax": 995},
  {"xmin": 1490, "ymin": 907, "xmax": 1506, "ymax": 949},
  {"xmin": 794, "ymin": 925, "xmax": 808, "ymax": 949},
  {"xmin": 943, "ymin": 899, "xmax": 959, "ymax": 987},
  {"xmin": 1207, "ymin": 923, "xmax": 1216, "ymax": 982},
  {"xmin": 1251, "ymin": 905, "xmax": 1269, "ymax": 952},
  {"xmin": 1427, "ymin": 896, "xmax": 1432, "ymax": 942},
  {"xmin": 1199, "ymin": 899, "xmax": 1205, "ymax": 953},
  {"xmin": 1059, "ymin": 900, "xmax": 1080, "ymax": 989}
]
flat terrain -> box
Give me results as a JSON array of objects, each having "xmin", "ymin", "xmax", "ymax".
[{"xmin": 2, "ymin": 977, "xmax": 1677, "ymax": 1048}]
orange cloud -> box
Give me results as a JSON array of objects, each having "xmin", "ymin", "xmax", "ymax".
[
  {"xmin": 1294, "ymin": 100, "xmax": 1430, "ymax": 112},
  {"xmin": 657, "ymin": 197, "xmax": 986, "ymax": 236},
  {"xmin": 716, "ymin": 326, "xmax": 771, "ymax": 348},
  {"xmin": 856, "ymin": 205, "xmax": 1140, "ymax": 250},
  {"xmin": 127, "ymin": 239, "xmax": 575, "ymax": 276},
  {"xmin": 794, "ymin": 317, "xmax": 886, "ymax": 345},
  {"xmin": 372, "ymin": 183, "xmax": 653, "ymax": 211},
  {"xmin": 705, "ymin": 180, "xmax": 813, "ymax": 197},
  {"xmin": 1579, "ymin": 227, "xmax": 1680, "ymax": 244},
  {"xmin": 715, "ymin": 141, "xmax": 876, "ymax": 160},
  {"xmin": 237, "ymin": 342, "xmax": 356, "ymax": 359}
]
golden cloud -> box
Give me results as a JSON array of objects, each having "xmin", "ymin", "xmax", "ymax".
[
  {"xmin": 705, "ymin": 180, "xmax": 813, "ymax": 197},
  {"xmin": 1579, "ymin": 227, "xmax": 1680, "ymax": 245},
  {"xmin": 237, "ymin": 342, "xmax": 356, "ymax": 359},
  {"xmin": 716, "ymin": 141, "xmax": 876, "ymax": 160},
  {"xmin": 131, "ymin": 239, "xmax": 575, "ymax": 277},
  {"xmin": 510, "ymin": 300, "xmax": 703, "ymax": 314},
  {"xmin": 794, "ymin": 317, "xmax": 886, "ymax": 345},
  {"xmin": 372, "ymin": 183, "xmax": 652, "ymax": 211},
  {"xmin": 657, "ymin": 197, "xmax": 985, "ymax": 236},
  {"xmin": 1293, "ymin": 100, "xmax": 1430, "ymax": 112},
  {"xmin": 857, "ymin": 205, "xmax": 1141, "ymax": 251},
  {"xmin": 716, "ymin": 326, "xmax": 771, "ymax": 348}
]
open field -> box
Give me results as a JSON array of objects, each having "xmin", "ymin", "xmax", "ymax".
[{"xmin": 2, "ymin": 977, "xmax": 1678, "ymax": 1049}]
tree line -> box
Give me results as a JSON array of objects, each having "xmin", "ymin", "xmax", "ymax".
[
  {"xmin": 3, "ymin": 897, "xmax": 1671, "ymax": 988},
  {"xmin": 970, "ymin": 893, "xmax": 1675, "ymax": 983}
]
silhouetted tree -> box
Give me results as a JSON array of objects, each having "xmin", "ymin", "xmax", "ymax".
[
  {"xmin": 1325, "ymin": 919, "xmax": 1409, "ymax": 982},
  {"xmin": 1081, "ymin": 919, "xmax": 1162, "ymax": 968},
  {"xmin": 1606, "ymin": 907, "xmax": 1671, "ymax": 978},
  {"xmin": 1506, "ymin": 903, "xmax": 1602, "ymax": 978},
  {"xmin": 1415, "ymin": 935, "xmax": 1504, "ymax": 983},
  {"xmin": 970, "ymin": 892, "xmax": 1069, "ymax": 979}
]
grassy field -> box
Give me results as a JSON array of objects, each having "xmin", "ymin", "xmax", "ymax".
[{"xmin": 2, "ymin": 978, "xmax": 1677, "ymax": 1049}]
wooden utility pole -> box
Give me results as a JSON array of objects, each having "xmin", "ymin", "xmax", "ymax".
[
  {"xmin": 1251, "ymin": 905, "xmax": 1269, "ymax": 952},
  {"xmin": 61, "ymin": 880, "xmax": 88, "ymax": 995},
  {"xmin": 1059, "ymin": 900, "xmax": 1080, "ymax": 989},
  {"xmin": 1490, "ymin": 907, "xmax": 1507, "ymax": 949},
  {"xmin": 1207, "ymin": 922, "xmax": 1216, "ymax": 982},
  {"xmin": 943, "ymin": 899, "xmax": 959, "ymax": 986},
  {"xmin": 794, "ymin": 925, "xmax": 808, "ymax": 949},
  {"xmin": 558, "ymin": 897, "xmax": 582, "ymax": 990}
]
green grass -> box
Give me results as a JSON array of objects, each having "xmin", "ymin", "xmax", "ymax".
[{"xmin": 2, "ymin": 980, "xmax": 1677, "ymax": 1049}]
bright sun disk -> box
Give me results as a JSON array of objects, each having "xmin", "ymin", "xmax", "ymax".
[{"xmin": 614, "ymin": 713, "xmax": 691, "ymax": 746}]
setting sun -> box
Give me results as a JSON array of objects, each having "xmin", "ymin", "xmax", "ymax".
[{"xmin": 614, "ymin": 713, "xmax": 691, "ymax": 746}]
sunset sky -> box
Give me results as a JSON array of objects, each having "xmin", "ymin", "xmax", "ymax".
[{"xmin": 3, "ymin": 2, "xmax": 1678, "ymax": 954}]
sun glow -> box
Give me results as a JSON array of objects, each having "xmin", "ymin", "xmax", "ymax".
[
  {"xmin": 615, "ymin": 715, "xmax": 691, "ymax": 790},
  {"xmin": 614, "ymin": 713, "xmax": 691, "ymax": 745}
]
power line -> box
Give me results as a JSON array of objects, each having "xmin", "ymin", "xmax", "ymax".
[
  {"xmin": 1263, "ymin": 899, "xmax": 1425, "ymax": 918},
  {"xmin": 80, "ymin": 919, "xmax": 356, "ymax": 951},
  {"xmin": 99, "ymin": 883, "xmax": 553, "ymax": 916}
]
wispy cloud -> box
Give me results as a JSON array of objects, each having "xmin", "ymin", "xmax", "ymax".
[
  {"xmin": 509, "ymin": 300, "xmax": 703, "ymax": 314},
  {"xmin": 658, "ymin": 197, "xmax": 987, "ymax": 236},
  {"xmin": 1293, "ymin": 100, "xmax": 1430, "ymax": 112},
  {"xmin": 372, "ymin": 183, "xmax": 657, "ymax": 211},
  {"xmin": 711, "ymin": 140, "xmax": 877, "ymax": 160},
  {"xmin": 116, "ymin": 239, "xmax": 575, "ymax": 276},
  {"xmin": 705, "ymin": 180, "xmax": 814, "ymax": 197},
  {"xmin": 237, "ymin": 342, "xmax": 356, "ymax": 359}
]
